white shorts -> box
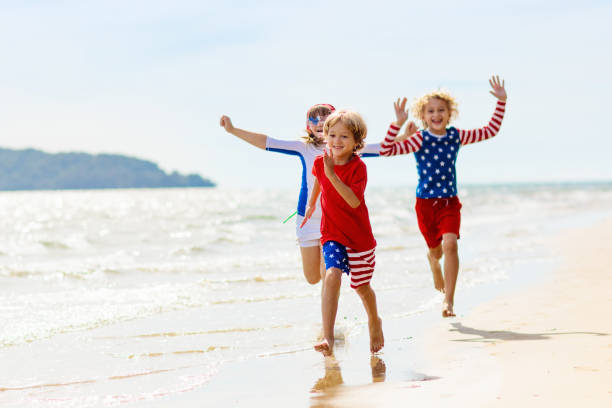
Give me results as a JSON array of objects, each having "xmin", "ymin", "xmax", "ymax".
[{"xmin": 295, "ymin": 214, "xmax": 321, "ymax": 247}]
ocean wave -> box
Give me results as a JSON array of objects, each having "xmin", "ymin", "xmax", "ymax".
[
  {"xmin": 199, "ymin": 274, "xmax": 297, "ymax": 285},
  {"xmin": 171, "ymin": 246, "xmax": 208, "ymax": 256},
  {"xmin": 126, "ymin": 346, "xmax": 228, "ymax": 359},
  {"xmin": 39, "ymin": 240, "xmax": 71, "ymax": 250},
  {"xmin": 211, "ymin": 292, "xmax": 312, "ymax": 305}
]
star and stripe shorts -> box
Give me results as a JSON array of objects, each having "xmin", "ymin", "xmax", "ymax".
[{"xmin": 322, "ymin": 240, "xmax": 376, "ymax": 289}]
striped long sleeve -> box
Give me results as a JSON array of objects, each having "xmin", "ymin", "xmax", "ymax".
[
  {"xmin": 379, "ymin": 124, "xmax": 423, "ymax": 157},
  {"xmin": 458, "ymin": 100, "xmax": 506, "ymax": 145}
]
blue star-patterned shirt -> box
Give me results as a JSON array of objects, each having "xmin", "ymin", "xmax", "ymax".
[{"xmin": 415, "ymin": 127, "xmax": 460, "ymax": 199}]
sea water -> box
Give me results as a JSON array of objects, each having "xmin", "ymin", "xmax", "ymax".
[{"xmin": 1, "ymin": 183, "xmax": 611, "ymax": 406}]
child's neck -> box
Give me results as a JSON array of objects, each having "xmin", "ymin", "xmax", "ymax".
[
  {"xmin": 427, "ymin": 128, "xmax": 447, "ymax": 136},
  {"xmin": 333, "ymin": 153, "xmax": 353, "ymax": 166}
]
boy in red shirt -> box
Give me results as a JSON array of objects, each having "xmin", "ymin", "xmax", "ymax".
[{"xmin": 301, "ymin": 110, "xmax": 384, "ymax": 356}]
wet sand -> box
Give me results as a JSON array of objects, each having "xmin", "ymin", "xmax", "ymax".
[{"xmin": 312, "ymin": 218, "xmax": 612, "ymax": 407}]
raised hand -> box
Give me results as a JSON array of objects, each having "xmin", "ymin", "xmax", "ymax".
[
  {"xmin": 219, "ymin": 115, "xmax": 234, "ymax": 132},
  {"xmin": 394, "ymin": 97, "xmax": 409, "ymax": 127},
  {"xmin": 489, "ymin": 76, "xmax": 507, "ymax": 102},
  {"xmin": 323, "ymin": 149, "xmax": 335, "ymax": 178},
  {"xmin": 395, "ymin": 121, "xmax": 418, "ymax": 143}
]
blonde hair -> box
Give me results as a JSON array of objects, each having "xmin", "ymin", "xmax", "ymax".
[
  {"xmin": 302, "ymin": 104, "xmax": 335, "ymax": 146},
  {"xmin": 411, "ymin": 90, "xmax": 459, "ymax": 128},
  {"xmin": 323, "ymin": 110, "xmax": 367, "ymax": 151}
]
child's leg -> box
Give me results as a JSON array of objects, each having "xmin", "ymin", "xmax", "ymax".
[
  {"xmin": 415, "ymin": 198, "xmax": 445, "ymax": 292},
  {"xmin": 354, "ymin": 283, "xmax": 384, "ymax": 353},
  {"xmin": 300, "ymin": 245, "xmax": 323, "ymax": 285},
  {"xmin": 427, "ymin": 245, "xmax": 444, "ymax": 292},
  {"xmin": 441, "ymin": 233, "xmax": 459, "ymax": 317},
  {"xmin": 315, "ymin": 267, "xmax": 342, "ymax": 355}
]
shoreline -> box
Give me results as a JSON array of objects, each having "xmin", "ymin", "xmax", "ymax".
[
  {"xmin": 312, "ymin": 217, "xmax": 612, "ymax": 407},
  {"xmin": 186, "ymin": 217, "xmax": 575, "ymax": 407}
]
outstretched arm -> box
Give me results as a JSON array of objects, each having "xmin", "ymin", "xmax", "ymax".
[
  {"xmin": 323, "ymin": 150, "xmax": 361, "ymax": 208},
  {"xmin": 220, "ymin": 115, "xmax": 267, "ymax": 150},
  {"xmin": 459, "ymin": 76, "xmax": 507, "ymax": 146},
  {"xmin": 300, "ymin": 178, "xmax": 321, "ymax": 228}
]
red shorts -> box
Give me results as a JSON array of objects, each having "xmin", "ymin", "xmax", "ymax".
[{"xmin": 415, "ymin": 196, "xmax": 462, "ymax": 248}]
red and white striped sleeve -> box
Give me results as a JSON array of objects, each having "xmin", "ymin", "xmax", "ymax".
[
  {"xmin": 458, "ymin": 100, "xmax": 506, "ymax": 146},
  {"xmin": 379, "ymin": 124, "xmax": 423, "ymax": 157}
]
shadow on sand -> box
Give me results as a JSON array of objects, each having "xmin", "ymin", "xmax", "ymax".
[{"xmin": 449, "ymin": 322, "xmax": 609, "ymax": 343}]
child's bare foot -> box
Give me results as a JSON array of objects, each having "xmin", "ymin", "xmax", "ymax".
[
  {"xmin": 314, "ymin": 338, "xmax": 334, "ymax": 356},
  {"xmin": 442, "ymin": 302, "xmax": 455, "ymax": 318},
  {"xmin": 427, "ymin": 252, "xmax": 445, "ymax": 293},
  {"xmin": 369, "ymin": 317, "xmax": 384, "ymax": 353}
]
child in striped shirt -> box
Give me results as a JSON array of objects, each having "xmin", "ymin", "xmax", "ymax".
[
  {"xmin": 380, "ymin": 76, "xmax": 507, "ymax": 317},
  {"xmin": 301, "ymin": 110, "xmax": 383, "ymax": 356}
]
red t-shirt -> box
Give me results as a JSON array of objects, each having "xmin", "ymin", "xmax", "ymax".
[{"xmin": 312, "ymin": 155, "xmax": 376, "ymax": 251}]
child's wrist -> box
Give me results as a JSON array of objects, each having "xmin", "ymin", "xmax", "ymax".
[{"xmin": 326, "ymin": 171, "xmax": 338, "ymax": 182}]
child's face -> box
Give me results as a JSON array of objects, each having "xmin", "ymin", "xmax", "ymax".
[
  {"xmin": 307, "ymin": 113, "xmax": 331, "ymax": 139},
  {"xmin": 423, "ymin": 98, "xmax": 450, "ymax": 134},
  {"xmin": 326, "ymin": 122, "xmax": 357, "ymax": 159}
]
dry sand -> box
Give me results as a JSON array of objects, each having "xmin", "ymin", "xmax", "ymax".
[{"xmin": 315, "ymin": 218, "xmax": 612, "ymax": 407}]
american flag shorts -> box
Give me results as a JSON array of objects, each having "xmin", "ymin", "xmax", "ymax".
[{"xmin": 322, "ymin": 241, "xmax": 376, "ymax": 289}]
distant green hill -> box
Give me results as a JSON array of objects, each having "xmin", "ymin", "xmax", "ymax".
[{"xmin": 0, "ymin": 148, "xmax": 215, "ymax": 190}]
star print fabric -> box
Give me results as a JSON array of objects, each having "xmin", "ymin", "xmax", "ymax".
[
  {"xmin": 322, "ymin": 241, "xmax": 376, "ymax": 289},
  {"xmin": 322, "ymin": 240, "xmax": 350, "ymax": 275},
  {"xmin": 415, "ymin": 129, "xmax": 460, "ymax": 199}
]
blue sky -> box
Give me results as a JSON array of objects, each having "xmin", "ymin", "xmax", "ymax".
[{"xmin": 0, "ymin": 1, "xmax": 610, "ymax": 188}]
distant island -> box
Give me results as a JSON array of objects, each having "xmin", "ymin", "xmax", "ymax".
[{"xmin": 0, "ymin": 148, "xmax": 215, "ymax": 190}]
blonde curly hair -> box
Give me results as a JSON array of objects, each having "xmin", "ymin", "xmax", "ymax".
[
  {"xmin": 411, "ymin": 90, "xmax": 459, "ymax": 129},
  {"xmin": 323, "ymin": 110, "xmax": 367, "ymax": 152}
]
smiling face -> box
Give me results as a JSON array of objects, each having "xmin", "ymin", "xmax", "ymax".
[
  {"xmin": 306, "ymin": 105, "xmax": 334, "ymax": 140},
  {"xmin": 326, "ymin": 121, "xmax": 357, "ymax": 162},
  {"xmin": 307, "ymin": 113, "xmax": 331, "ymax": 139},
  {"xmin": 423, "ymin": 97, "xmax": 450, "ymax": 135}
]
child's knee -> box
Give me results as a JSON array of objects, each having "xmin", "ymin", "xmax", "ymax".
[
  {"xmin": 429, "ymin": 245, "xmax": 442, "ymax": 259},
  {"xmin": 442, "ymin": 238, "xmax": 458, "ymax": 254},
  {"xmin": 325, "ymin": 268, "xmax": 343, "ymax": 283},
  {"xmin": 354, "ymin": 282, "xmax": 372, "ymax": 296},
  {"xmin": 304, "ymin": 273, "xmax": 321, "ymax": 285}
]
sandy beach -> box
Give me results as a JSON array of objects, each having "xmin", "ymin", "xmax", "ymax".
[{"xmin": 313, "ymin": 218, "xmax": 612, "ymax": 407}]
